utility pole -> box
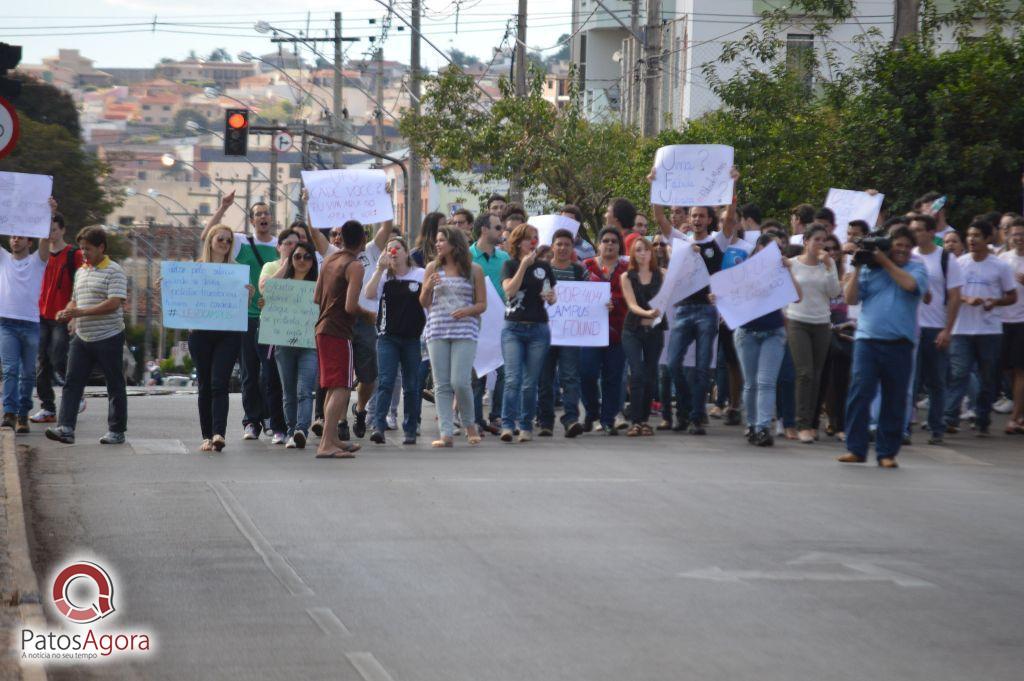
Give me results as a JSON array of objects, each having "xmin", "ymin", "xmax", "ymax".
[
  {"xmin": 244, "ymin": 175, "xmax": 252, "ymax": 234},
  {"xmin": 269, "ymin": 136, "xmax": 279, "ymax": 222},
  {"xmin": 893, "ymin": 0, "xmax": 920, "ymax": 45},
  {"xmin": 642, "ymin": 0, "xmax": 662, "ymax": 137},
  {"xmin": 629, "ymin": 0, "xmax": 640, "ymax": 128},
  {"xmin": 374, "ymin": 47, "xmax": 386, "ymax": 157},
  {"xmin": 409, "ymin": 0, "xmax": 423, "ymax": 236},
  {"xmin": 508, "ymin": 0, "xmax": 528, "ymax": 204}
]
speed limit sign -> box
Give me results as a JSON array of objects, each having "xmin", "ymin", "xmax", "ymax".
[
  {"xmin": 272, "ymin": 131, "xmax": 293, "ymax": 152},
  {"xmin": 0, "ymin": 96, "xmax": 20, "ymax": 160}
]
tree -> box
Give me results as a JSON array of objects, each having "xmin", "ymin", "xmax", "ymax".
[
  {"xmin": 170, "ymin": 108, "xmax": 209, "ymax": 135},
  {"xmin": 10, "ymin": 74, "xmax": 81, "ymax": 138},
  {"xmin": 448, "ymin": 48, "xmax": 482, "ymax": 68},
  {"xmin": 207, "ymin": 48, "xmax": 231, "ymax": 63}
]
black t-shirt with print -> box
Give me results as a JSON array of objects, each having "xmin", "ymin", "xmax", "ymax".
[
  {"xmin": 680, "ymin": 233, "xmax": 726, "ymax": 305},
  {"xmin": 376, "ymin": 269, "xmax": 426, "ymax": 338},
  {"xmin": 501, "ymin": 258, "xmax": 557, "ymax": 323}
]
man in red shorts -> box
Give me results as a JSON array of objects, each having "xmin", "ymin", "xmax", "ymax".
[{"xmin": 313, "ymin": 221, "xmax": 366, "ymax": 458}]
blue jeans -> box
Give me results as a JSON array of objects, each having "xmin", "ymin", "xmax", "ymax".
[
  {"xmin": 666, "ymin": 304, "xmax": 718, "ymax": 422},
  {"xmin": 500, "ymin": 322, "xmax": 550, "ymax": 433},
  {"xmin": 734, "ymin": 326, "xmax": 787, "ymax": 429},
  {"xmin": 914, "ymin": 327, "xmax": 948, "ymax": 437},
  {"xmin": 945, "ymin": 334, "xmax": 1001, "ymax": 430},
  {"xmin": 845, "ymin": 339, "xmax": 914, "ymax": 461},
  {"xmin": 373, "ymin": 335, "xmax": 422, "ymax": 437},
  {"xmin": 427, "ymin": 338, "xmax": 477, "ymax": 438},
  {"xmin": 581, "ymin": 343, "xmax": 626, "ymax": 428},
  {"xmin": 275, "ymin": 346, "xmax": 318, "ymax": 437},
  {"xmin": 776, "ymin": 346, "xmax": 796, "ymax": 428},
  {"xmin": 36, "ymin": 318, "xmax": 70, "ymax": 413},
  {"xmin": 537, "ymin": 345, "xmax": 581, "ymax": 429},
  {"xmin": 0, "ymin": 318, "xmax": 41, "ymax": 418}
]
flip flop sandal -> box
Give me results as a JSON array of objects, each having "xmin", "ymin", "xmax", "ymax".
[{"xmin": 316, "ymin": 443, "xmax": 360, "ymax": 458}]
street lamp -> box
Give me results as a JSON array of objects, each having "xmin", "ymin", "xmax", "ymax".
[
  {"xmin": 147, "ymin": 188, "xmax": 193, "ymax": 216},
  {"xmin": 204, "ymin": 85, "xmax": 251, "ymax": 110}
]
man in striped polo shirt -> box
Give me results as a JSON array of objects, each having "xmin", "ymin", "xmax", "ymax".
[{"xmin": 45, "ymin": 228, "xmax": 128, "ymax": 445}]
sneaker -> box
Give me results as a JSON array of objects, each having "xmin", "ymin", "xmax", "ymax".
[
  {"xmin": 582, "ymin": 417, "xmax": 595, "ymax": 433},
  {"xmin": 499, "ymin": 429, "xmax": 514, "ymax": 443},
  {"xmin": 370, "ymin": 430, "xmax": 385, "ymax": 444},
  {"xmin": 960, "ymin": 408, "xmax": 976, "ymax": 422},
  {"xmin": 311, "ymin": 419, "xmax": 324, "ymax": 438},
  {"xmin": 565, "ymin": 422, "xmax": 583, "ymax": 438},
  {"xmin": 688, "ymin": 423, "xmax": 706, "ymax": 435},
  {"xmin": 271, "ymin": 432, "xmax": 287, "ymax": 446},
  {"xmin": 901, "ymin": 433, "xmax": 912, "ymax": 446},
  {"xmin": 337, "ymin": 420, "xmax": 350, "ymax": 441},
  {"xmin": 243, "ymin": 424, "xmax": 259, "ymax": 440},
  {"xmin": 724, "ymin": 409, "xmax": 742, "ymax": 426},
  {"xmin": 99, "ymin": 431, "xmax": 125, "ymax": 445},
  {"xmin": 916, "ymin": 396, "xmax": 930, "ymax": 409},
  {"xmin": 45, "ymin": 426, "xmax": 75, "ymax": 444},
  {"xmin": 79, "ymin": 398, "xmax": 86, "ymax": 414},
  {"xmin": 1, "ymin": 413, "xmax": 15, "ymax": 429},
  {"xmin": 744, "ymin": 426, "xmax": 756, "ymax": 444},
  {"xmin": 538, "ymin": 427, "xmax": 553, "ymax": 437},
  {"xmin": 285, "ymin": 435, "xmax": 298, "ymax": 449},
  {"xmin": 386, "ymin": 414, "xmax": 398, "ymax": 431},
  {"xmin": 992, "ymin": 397, "xmax": 1014, "ymax": 414},
  {"xmin": 517, "ymin": 431, "xmax": 533, "ymax": 443},
  {"xmin": 292, "ymin": 431, "xmax": 306, "ymax": 449},
  {"xmin": 672, "ymin": 419, "xmax": 690, "ymax": 432},
  {"xmin": 402, "ymin": 434, "xmax": 416, "ymax": 445},
  {"xmin": 755, "ymin": 428, "xmax": 774, "ymax": 447},
  {"xmin": 15, "ymin": 416, "xmax": 29, "ymax": 434},
  {"xmin": 603, "ymin": 424, "xmax": 619, "ymax": 436},
  {"xmin": 421, "ymin": 389, "xmax": 435, "ymax": 404},
  {"xmin": 29, "ymin": 409, "xmax": 56, "ymax": 423},
  {"xmin": 353, "ymin": 410, "xmax": 368, "ymax": 438},
  {"xmin": 927, "ymin": 435, "xmax": 944, "ymax": 445}
]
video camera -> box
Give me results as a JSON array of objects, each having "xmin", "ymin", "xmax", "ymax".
[{"xmin": 851, "ymin": 234, "xmax": 891, "ymax": 268}]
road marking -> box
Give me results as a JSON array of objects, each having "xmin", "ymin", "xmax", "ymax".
[
  {"xmin": 346, "ymin": 652, "xmax": 396, "ymax": 681},
  {"xmin": 914, "ymin": 445, "xmax": 991, "ymax": 466},
  {"xmin": 208, "ymin": 481, "xmax": 314, "ymax": 596},
  {"xmin": 130, "ymin": 439, "xmax": 188, "ymax": 454},
  {"xmin": 678, "ymin": 554, "xmax": 935, "ymax": 588},
  {"xmin": 306, "ymin": 607, "xmax": 351, "ymax": 637}
]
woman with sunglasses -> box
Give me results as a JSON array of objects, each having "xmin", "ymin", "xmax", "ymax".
[
  {"xmin": 188, "ymin": 225, "xmax": 255, "ymax": 452},
  {"xmin": 814, "ymin": 234, "xmax": 854, "ymax": 440},
  {"xmin": 499, "ymin": 223, "xmax": 557, "ymax": 443},
  {"xmin": 262, "ymin": 241, "xmax": 320, "ymax": 449},
  {"xmin": 363, "ymin": 237, "xmax": 426, "ymax": 445},
  {"xmin": 581, "ymin": 227, "xmax": 629, "ymax": 435}
]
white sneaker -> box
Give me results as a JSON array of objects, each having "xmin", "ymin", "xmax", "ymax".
[
  {"xmin": 386, "ymin": 414, "xmax": 398, "ymax": 430},
  {"xmin": 271, "ymin": 432, "xmax": 287, "ymax": 445},
  {"xmin": 916, "ymin": 396, "xmax": 929, "ymax": 409},
  {"xmin": 960, "ymin": 408, "xmax": 976, "ymax": 421},
  {"xmin": 285, "ymin": 435, "xmax": 298, "ymax": 449},
  {"xmin": 992, "ymin": 397, "xmax": 1014, "ymax": 414},
  {"xmin": 29, "ymin": 409, "xmax": 56, "ymax": 423}
]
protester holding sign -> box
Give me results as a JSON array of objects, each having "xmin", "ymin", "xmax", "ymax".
[
  {"xmin": 0, "ymin": 199, "xmax": 52, "ymax": 433},
  {"xmin": 45, "ymin": 228, "xmax": 128, "ymax": 446},
  {"xmin": 537, "ymin": 229, "xmax": 588, "ymax": 438},
  {"xmin": 470, "ymin": 211, "xmax": 509, "ymax": 434},
  {"xmin": 620, "ymin": 238, "xmax": 666, "ymax": 437},
  {"xmin": 267, "ymin": 242, "xmax": 319, "ymax": 450},
  {"xmin": 581, "ymin": 227, "xmax": 629, "ymax": 435},
  {"xmin": 498, "ymin": 223, "xmax": 557, "ymax": 443},
  {"xmin": 784, "ymin": 224, "xmax": 842, "ymax": 443},
  {"xmin": 420, "ymin": 227, "xmax": 487, "ymax": 448},
  {"xmin": 732, "ymin": 234, "xmax": 802, "ymax": 447},
  {"xmin": 363, "ymin": 237, "xmax": 426, "ymax": 446},
  {"xmin": 187, "ymin": 226, "xmax": 253, "ymax": 452}
]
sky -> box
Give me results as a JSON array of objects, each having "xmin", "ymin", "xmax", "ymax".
[{"xmin": 9, "ymin": 0, "xmax": 573, "ymax": 73}]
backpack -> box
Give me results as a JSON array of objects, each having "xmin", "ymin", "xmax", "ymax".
[
  {"xmin": 940, "ymin": 249, "xmax": 950, "ymax": 305},
  {"xmin": 60, "ymin": 246, "xmax": 81, "ymax": 292}
]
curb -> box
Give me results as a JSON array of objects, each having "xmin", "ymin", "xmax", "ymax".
[{"xmin": 2, "ymin": 428, "xmax": 49, "ymax": 681}]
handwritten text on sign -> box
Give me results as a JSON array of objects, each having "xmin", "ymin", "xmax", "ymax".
[
  {"xmin": 824, "ymin": 188, "xmax": 884, "ymax": 243},
  {"xmin": 160, "ymin": 261, "xmax": 249, "ymax": 332},
  {"xmin": 710, "ymin": 242, "xmax": 799, "ymax": 330},
  {"xmin": 649, "ymin": 145, "xmax": 734, "ymax": 207},
  {"xmin": 546, "ymin": 281, "xmax": 610, "ymax": 347},
  {"xmin": 648, "ymin": 238, "xmax": 712, "ymax": 321},
  {"xmin": 258, "ymin": 279, "xmax": 318, "ymax": 349},
  {"xmin": 301, "ymin": 169, "xmax": 395, "ymax": 227},
  {"xmin": 0, "ymin": 171, "xmax": 53, "ymax": 238}
]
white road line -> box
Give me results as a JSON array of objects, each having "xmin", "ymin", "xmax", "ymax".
[
  {"xmin": 306, "ymin": 607, "xmax": 351, "ymax": 637},
  {"xmin": 130, "ymin": 439, "xmax": 188, "ymax": 454},
  {"xmin": 677, "ymin": 565, "xmax": 935, "ymax": 587},
  {"xmin": 208, "ymin": 481, "xmax": 314, "ymax": 596},
  {"xmin": 346, "ymin": 652, "xmax": 396, "ymax": 681}
]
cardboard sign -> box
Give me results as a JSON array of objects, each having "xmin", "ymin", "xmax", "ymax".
[
  {"xmin": 258, "ymin": 278, "xmax": 318, "ymax": 348},
  {"xmin": 161, "ymin": 261, "xmax": 249, "ymax": 331},
  {"xmin": 302, "ymin": 169, "xmax": 394, "ymax": 227},
  {"xmin": 546, "ymin": 281, "xmax": 610, "ymax": 347},
  {"xmin": 0, "ymin": 171, "xmax": 52, "ymax": 238},
  {"xmin": 650, "ymin": 145, "xmax": 734, "ymax": 207},
  {"xmin": 473, "ymin": 277, "xmax": 506, "ymax": 376},
  {"xmin": 709, "ymin": 242, "xmax": 799, "ymax": 330}
]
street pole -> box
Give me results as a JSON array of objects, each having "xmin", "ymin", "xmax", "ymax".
[
  {"xmin": 642, "ymin": 0, "xmax": 662, "ymax": 137},
  {"xmin": 409, "ymin": 0, "xmax": 423, "ymax": 236},
  {"xmin": 270, "ymin": 138, "xmax": 279, "ymax": 225},
  {"xmin": 629, "ymin": 0, "xmax": 640, "ymax": 127},
  {"xmin": 509, "ymin": 0, "xmax": 528, "ymax": 204},
  {"xmin": 893, "ymin": 0, "xmax": 920, "ymax": 45},
  {"xmin": 142, "ymin": 225, "xmax": 153, "ymax": 368},
  {"xmin": 374, "ymin": 47, "xmax": 386, "ymax": 157},
  {"xmin": 333, "ymin": 11, "xmax": 344, "ymax": 168},
  {"xmin": 244, "ymin": 175, "xmax": 252, "ymax": 234}
]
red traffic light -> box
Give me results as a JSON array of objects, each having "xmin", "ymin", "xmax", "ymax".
[{"xmin": 227, "ymin": 112, "xmax": 247, "ymax": 130}]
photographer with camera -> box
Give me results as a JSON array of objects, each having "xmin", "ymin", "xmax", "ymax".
[{"xmin": 837, "ymin": 226, "xmax": 928, "ymax": 468}]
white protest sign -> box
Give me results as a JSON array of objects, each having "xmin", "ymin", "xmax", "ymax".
[
  {"xmin": 531, "ymin": 214, "xmax": 580, "ymax": 246},
  {"xmin": 161, "ymin": 261, "xmax": 250, "ymax": 332},
  {"xmin": 0, "ymin": 171, "xmax": 53, "ymax": 238},
  {"xmin": 546, "ymin": 281, "xmax": 610, "ymax": 347},
  {"xmin": 710, "ymin": 241, "xmax": 798, "ymax": 330},
  {"xmin": 258, "ymin": 278, "xmax": 318, "ymax": 349},
  {"xmin": 473, "ymin": 278, "xmax": 506, "ymax": 376},
  {"xmin": 825, "ymin": 188, "xmax": 884, "ymax": 243},
  {"xmin": 649, "ymin": 145, "xmax": 734, "ymax": 207},
  {"xmin": 302, "ymin": 169, "xmax": 394, "ymax": 227},
  {"xmin": 648, "ymin": 238, "xmax": 712, "ymax": 323}
]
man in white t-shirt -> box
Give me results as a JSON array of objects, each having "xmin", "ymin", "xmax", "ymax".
[
  {"xmin": 999, "ymin": 219, "xmax": 1024, "ymax": 431},
  {"xmin": 0, "ymin": 204, "xmax": 53, "ymax": 432},
  {"xmin": 944, "ymin": 218, "xmax": 1017, "ymax": 436},
  {"xmin": 909, "ymin": 213, "xmax": 963, "ymax": 444}
]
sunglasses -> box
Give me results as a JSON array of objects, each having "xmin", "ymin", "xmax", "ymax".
[
  {"xmin": 214, "ymin": 236, "xmax": 232, "ymax": 244},
  {"xmin": 292, "ymin": 252, "xmax": 314, "ymax": 261},
  {"xmin": 600, "ymin": 238, "xmax": 619, "ymax": 244},
  {"xmin": 329, "ymin": 231, "xmax": 343, "ymax": 237}
]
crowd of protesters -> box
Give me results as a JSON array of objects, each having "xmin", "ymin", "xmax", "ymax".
[{"xmin": 2, "ymin": 169, "xmax": 1022, "ymax": 469}]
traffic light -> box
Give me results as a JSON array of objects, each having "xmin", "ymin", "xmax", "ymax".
[
  {"xmin": 0, "ymin": 43, "xmax": 22, "ymax": 100},
  {"xmin": 223, "ymin": 108, "xmax": 249, "ymax": 156}
]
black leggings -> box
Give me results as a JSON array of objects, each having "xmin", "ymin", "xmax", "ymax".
[
  {"xmin": 622, "ymin": 326, "xmax": 664, "ymax": 424},
  {"xmin": 189, "ymin": 330, "xmax": 242, "ymax": 439}
]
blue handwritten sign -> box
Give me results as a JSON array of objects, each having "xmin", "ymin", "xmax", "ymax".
[{"xmin": 160, "ymin": 261, "xmax": 249, "ymax": 332}]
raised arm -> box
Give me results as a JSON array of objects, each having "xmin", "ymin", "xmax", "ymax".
[
  {"xmin": 299, "ymin": 188, "xmax": 332, "ymax": 255},
  {"xmin": 202, "ymin": 190, "xmax": 237, "ymax": 241}
]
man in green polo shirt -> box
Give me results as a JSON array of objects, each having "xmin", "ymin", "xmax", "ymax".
[
  {"xmin": 202, "ymin": 191, "xmax": 286, "ymax": 443},
  {"xmin": 470, "ymin": 211, "xmax": 509, "ymax": 432}
]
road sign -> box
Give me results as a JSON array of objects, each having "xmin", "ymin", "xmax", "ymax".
[
  {"xmin": 0, "ymin": 96, "xmax": 19, "ymax": 160},
  {"xmin": 272, "ymin": 131, "xmax": 293, "ymax": 152}
]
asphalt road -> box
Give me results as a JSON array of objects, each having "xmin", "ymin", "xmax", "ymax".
[{"xmin": 21, "ymin": 391, "xmax": 1024, "ymax": 681}]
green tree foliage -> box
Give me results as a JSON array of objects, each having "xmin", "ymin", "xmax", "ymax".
[{"xmin": 0, "ymin": 78, "xmax": 119, "ymax": 234}]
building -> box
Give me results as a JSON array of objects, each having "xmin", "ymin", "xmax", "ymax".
[
  {"xmin": 16, "ymin": 49, "xmax": 112, "ymax": 90},
  {"xmin": 154, "ymin": 60, "xmax": 257, "ymax": 89}
]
